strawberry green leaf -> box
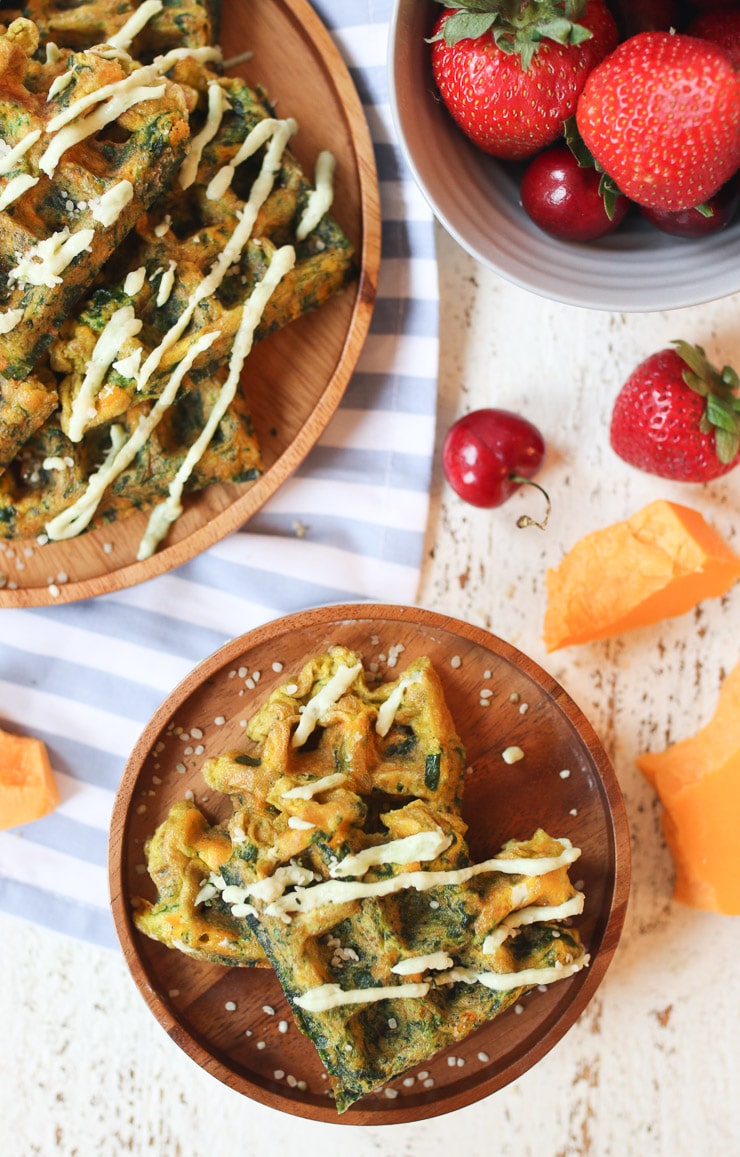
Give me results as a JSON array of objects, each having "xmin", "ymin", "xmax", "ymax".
[
  {"xmin": 715, "ymin": 426, "xmax": 739, "ymax": 464},
  {"xmin": 429, "ymin": 12, "xmax": 497, "ymax": 45}
]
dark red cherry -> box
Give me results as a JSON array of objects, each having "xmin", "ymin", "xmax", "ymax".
[
  {"xmin": 520, "ymin": 143, "xmax": 629, "ymax": 243},
  {"xmin": 640, "ymin": 179, "xmax": 740, "ymax": 238},
  {"xmin": 442, "ymin": 409, "xmax": 545, "ymax": 509}
]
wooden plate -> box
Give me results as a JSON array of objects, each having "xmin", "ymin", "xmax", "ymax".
[
  {"xmin": 0, "ymin": 0, "xmax": 379, "ymax": 608},
  {"xmin": 109, "ymin": 604, "xmax": 631, "ymax": 1125}
]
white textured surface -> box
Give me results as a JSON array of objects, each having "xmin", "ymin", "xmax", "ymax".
[{"xmin": 3, "ymin": 225, "xmax": 740, "ymax": 1155}]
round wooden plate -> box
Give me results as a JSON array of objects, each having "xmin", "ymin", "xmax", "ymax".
[
  {"xmin": 109, "ymin": 604, "xmax": 631, "ymax": 1125},
  {"xmin": 0, "ymin": 0, "xmax": 379, "ymax": 608}
]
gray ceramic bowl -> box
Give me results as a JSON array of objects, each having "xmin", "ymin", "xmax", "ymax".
[{"xmin": 388, "ymin": 0, "xmax": 740, "ymax": 312}]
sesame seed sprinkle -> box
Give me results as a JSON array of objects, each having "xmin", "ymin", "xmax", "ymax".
[
  {"xmin": 274, "ymin": 1069, "xmax": 285, "ymax": 1080},
  {"xmin": 384, "ymin": 1088, "xmax": 398, "ymax": 1099},
  {"xmin": 477, "ymin": 1051, "xmax": 489, "ymax": 1063},
  {"xmin": 256, "ymin": 1040, "xmax": 266, "ymax": 1050},
  {"xmin": 224, "ymin": 1001, "xmax": 236, "ymax": 1011},
  {"xmin": 559, "ymin": 769, "xmax": 571, "ymax": 779},
  {"xmin": 262, "ymin": 1005, "xmax": 275, "ymax": 1015},
  {"xmin": 450, "ymin": 655, "xmax": 461, "ymax": 668}
]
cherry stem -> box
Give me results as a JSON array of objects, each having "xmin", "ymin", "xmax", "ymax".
[{"xmin": 510, "ymin": 474, "xmax": 551, "ymax": 531}]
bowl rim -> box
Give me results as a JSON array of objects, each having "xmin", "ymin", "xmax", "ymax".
[{"xmin": 109, "ymin": 602, "xmax": 631, "ymax": 1124}]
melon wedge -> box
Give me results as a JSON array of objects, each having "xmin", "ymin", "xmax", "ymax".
[
  {"xmin": 637, "ymin": 660, "xmax": 740, "ymax": 914},
  {"xmin": 543, "ymin": 500, "xmax": 740, "ymax": 651},
  {"xmin": 0, "ymin": 725, "xmax": 59, "ymax": 830}
]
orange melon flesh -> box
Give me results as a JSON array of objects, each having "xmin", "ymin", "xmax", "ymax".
[
  {"xmin": 544, "ymin": 500, "xmax": 740, "ymax": 651},
  {"xmin": 637, "ymin": 660, "xmax": 740, "ymax": 915},
  {"xmin": 0, "ymin": 726, "xmax": 60, "ymax": 830}
]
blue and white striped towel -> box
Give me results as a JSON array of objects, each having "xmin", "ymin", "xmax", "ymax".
[{"xmin": 0, "ymin": 0, "xmax": 439, "ymax": 949}]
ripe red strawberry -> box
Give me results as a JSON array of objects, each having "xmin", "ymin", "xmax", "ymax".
[
  {"xmin": 610, "ymin": 341, "xmax": 740, "ymax": 482},
  {"xmin": 429, "ymin": 1, "xmax": 618, "ymax": 161},
  {"xmin": 576, "ymin": 32, "xmax": 740, "ymax": 211}
]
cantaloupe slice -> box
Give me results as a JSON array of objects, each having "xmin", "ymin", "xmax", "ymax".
[
  {"xmin": 0, "ymin": 725, "xmax": 59, "ymax": 830},
  {"xmin": 543, "ymin": 500, "xmax": 740, "ymax": 651},
  {"xmin": 637, "ymin": 660, "xmax": 740, "ymax": 915}
]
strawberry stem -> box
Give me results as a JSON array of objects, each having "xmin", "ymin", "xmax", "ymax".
[{"xmin": 428, "ymin": 1, "xmax": 592, "ymax": 68}]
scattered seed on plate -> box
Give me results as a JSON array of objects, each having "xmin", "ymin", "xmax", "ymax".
[
  {"xmin": 570, "ymin": 808, "xmax": 578, "ymax": 816},
  {"xmin": 184, "ymin": 790, "xmax": 194, "ymax": 801},
  {"xmin": 519, "ymin": 702, "xmax": 529, "ymax": 714},
  {"xmin": 423, "ymin": 1078, "xmax": 435, "ymax": 1088},
  {"xmin": 559, "ymin": 769, "xmax": 571, "ymax": 779},
  {"xmin": 278, "ymin": 1020, "xmax": 288, "ymax": 1034},
  {"xmin": 272, "ymin": 661, "xmax": 283, "ymax": 672},
  {"xmin": 245, "ymin": 678, "xmax": 255, "ymax": 690},
  {"xmin": 502, "ymin": 746, "xmax": 524, "ymax": 764},
  {"xmin": 224, "ymin": 1001, "xmax": 237, "ymax": 1012},
  {"xmin": 384, "ymin": 1088, "xmax": 398, "ymax": 1099},
  {"xmin": 274, "ymin": 1069, "xmax": 285, "ymax": 1081},
  {"xmin": 238, "ymin": 667, "xmax": 248, "ymax": 678},
  {"xmin": 286, "ymin": 1074, "xmax": 297, "ymax": 1087},
  {"xmin": 456, "ymin": 1057, "xmax": 465, "ymax": 1067},
  {"xmin": 262, "ymin": 1005, "xmax": 275, "ymax": 1015},
  {"xmin": 477, "ymin": 1051, "xmax": 489, "ymax": 1063},
  {"xmin": 135, "ymin": 804, "xmax": 146, "ymax": 815},
  {"xmin": 214, "ymin": 715, "xmax": 226, "ymax": 726},
  {"xmin": 175, "ymin": 762, "xmax": 186, "ymax": 774},
  {"xmin": 417, "ymin": 1071, "xmax": 429, "ymax": 1081},
  {"xmin": 509, "ymin": 691, "xmax": 520, "ymax": 703},
  {"xmin": 403, "ymin": 1077, "xmax": 415, "ymax": 1087},
  {"xmin": 450, "ymin": 655, "xmax": 461, "ymax": 669},
  {"xmin": 514, "ymin": 1003, "xmax": 524, "ymax": 1015},
  {"xmin": 256, "ymin": 1041, "xmax": 266, "ymax": 1050}
]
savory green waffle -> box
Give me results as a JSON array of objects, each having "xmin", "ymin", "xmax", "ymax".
[
  {"xmin": 134, "ymin": 649, "xmax": 587, "ymax": 1112},
  {"xmin": 133, "ymin": 799, "xmax": 268, "ymax": 967},
  {"xmin": 1, "ymin": 0, "xmax": 220, "ymax": 59},
  {"xmin": 0, "ymin": 19, "xmax": 191, "ymax": 388},
  {"xmin": 0, "ymin": 366, "xmax": 261, "ymax": 538},
  {"xmin": 0, "ymin": 22, "xmax": 355, "ymax": 548}
]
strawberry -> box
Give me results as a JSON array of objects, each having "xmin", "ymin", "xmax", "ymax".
[
  {"xmin": 576, "ymin": 32, "xmax": 740, "ymax": 212},
  {"xmin": 609, "ymin": 341, "xmax": 740, "ymax": 482},
  {"xmin": 429, "ymin": 1, "xmax": 618, "ymax": 161}
]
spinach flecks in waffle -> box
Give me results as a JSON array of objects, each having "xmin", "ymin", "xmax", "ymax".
[
  {"xmin": 0, "ymin": 20, "xmax": 192, "ymax": 390},
  {"xmin": 133, "ymin": 799, "xmax": 268, "ymax": 967},
  {"xmin": 195, "ymin": 649, "xmax": 588, "ymax": 1111},
  {"xmin": 1, "ymin": 0, "xmax": 220, "ymax": 60}
]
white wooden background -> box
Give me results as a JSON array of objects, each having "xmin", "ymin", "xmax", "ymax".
[{"xmin": 2, "ymin": 225, "xmax": 739, "ymax": 1156}]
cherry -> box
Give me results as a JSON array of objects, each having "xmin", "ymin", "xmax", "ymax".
[
  {"xmin": 640, "ymin": 179, "xmax": 740, "ymax": 238},
  {"xmin": 442, "ymin": 409, "xmax": 548, "ymax": 523},
  {"xmin": 520, "ymin": 143, "xmax": 629, "ymax": 243}
]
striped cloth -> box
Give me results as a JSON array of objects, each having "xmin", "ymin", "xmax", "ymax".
[{"xmin": 0, "ymin": 0, "xmax": 438, "ymax": 949}]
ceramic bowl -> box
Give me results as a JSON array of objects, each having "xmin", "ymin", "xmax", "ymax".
[
  {"xmin": 110, "ymin": 603, "xmax": 630, "ymax": 1124},
  {"xmin": 388, "ymin": 0, "xmax": 740, "ymax": 312}
]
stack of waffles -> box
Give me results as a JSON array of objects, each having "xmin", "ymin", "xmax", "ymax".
[{"xmin": 0, "ymin": 1, "xmax": 354, "ymax": 553}]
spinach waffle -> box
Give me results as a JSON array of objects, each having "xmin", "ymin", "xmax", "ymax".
[
  {"xmin": 0, "ymin": 5, "xmax": 356, "ymax": 554},
  {"xmin": 134, "ymin": 648, "xmax": 588, "ymax": 1112}
]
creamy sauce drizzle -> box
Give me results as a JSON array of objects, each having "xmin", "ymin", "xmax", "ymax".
[
  {"xmin": 391, "ymin": 950, "xmax": 453, "ymax": 976},
  {"xmin": 67, "ymin": 306, "xmax": 143, "ymax": 442},
  {"xmin": 0, "ymin": 173, "xmax": 39, "ymax": 210},
  {"xmin": 330, "ymin": 828, "xmax": 452, "ymax": 879},
  {"xmin": 291, "ymin": 662, "xmax": 362, "ymax": 747},
  {"xmin": 295, "ymin": 149, "xmax": 335, "ymax": 240},
  {"xmin": 0, "ymin": 130, "xmax": 41, "ymax": 176},
  {"xmin": 136, "ymin": 243, "xmax": 295, "ymax": 559},
  {"xmin": 179, "ymin": 80, "xmax": 229, "ymax": 190},
  {"xmin": 91, "ymin": 180, "xmax": 134, "ymax": 227},
  {"xmin": 295, "ymin": 981, "xmax": 430, "ymax": 1013},
  {"xmin": 107, "ymin": 0, "xmax": 163, "ymax": 51},
  {"xmin": 281, "ymin": 772, "xmax": 348, "ymax": 800},
  {"xmin": 481, "ymin": 892, "xmax": 585, "ymax": 955},
  {"xmin": 264, "ymin": 841, "xmax": 581, "ymax": 920},
  {"xmin": 435, "ymin": 954, "xmax": 589, "ymax": 992},
  {"xmin": 9, "ymin": 227, "xmax": 94, "ymax": 289},
  {"xmin": 135, "ymin": 116, "xmax": 297, "ymax": 394},
  {"xmin": 45, "ymin": 332, "xmax": 219, "ymax": 540},
  {"xmin": 0, "ymin": 309, "xmax": 23, "ymax": 334},
  {"xmin": 155, "ymin": 260, "xmax": 177, "ymax": 307},
  {"xmin": 375, "ymin": 671, "xmax": 422, "ymax": 737},
  {"xmin": 123, "ymin": 266, "xmax": 147, "ymax": 296}
]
